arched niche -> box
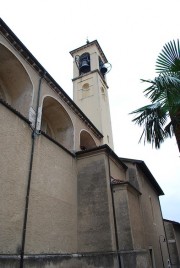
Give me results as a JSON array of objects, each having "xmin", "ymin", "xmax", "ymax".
[
  {"xmin": 41, "ymin": 96, "xmax": 74, "ymax": 151},
  {"xmin": 0, "ymin": 43, "xmax": 33, "ymax": 117},
  {"xmin": 80, "ymin": 130, "xmax": 96, "ymax": 150}
]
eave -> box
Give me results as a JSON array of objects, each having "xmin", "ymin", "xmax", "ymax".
[
  {"xmin": 69, "ymin": 39, "xmax": 108, "ymax": 63},
  {"xmin": 0, "ymin": 18, "xmax": 103, "ymax": 139},
  {"xmin": 119, "ymin": 157, "xmax": 164, "ymax": 196}
]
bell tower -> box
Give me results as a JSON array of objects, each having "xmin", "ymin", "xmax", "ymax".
[{"xmin": 70, "ymin": 40, "xmax": 114, "ymax": 149}]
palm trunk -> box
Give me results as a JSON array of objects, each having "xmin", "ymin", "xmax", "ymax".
[
  {"xmin": 174, "ymin": 124, "xmax": 180, "ymax": 152},
  {"xmin": 171, "ymin": 110, "xmax": 180, "ymax": 152}
]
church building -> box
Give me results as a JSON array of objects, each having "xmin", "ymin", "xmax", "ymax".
[{"xmin": 0, "ymin": 18, "xmax": 171, "ymax": 267}]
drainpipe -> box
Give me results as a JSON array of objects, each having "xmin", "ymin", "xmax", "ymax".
[
  {"xmin": 159, "ymin": 235, "xmax": 165, "ymax": 268},
  {"xmin": 159, "ymin": 200, "xmax": 172, "ymax": 266},
  {"xmin": 20, "ymin": 72, "xmax": 45, "ymax": 268},
  {"xmin": 107, "ymin": 155, "xmax": 122, "ymax": 268}
]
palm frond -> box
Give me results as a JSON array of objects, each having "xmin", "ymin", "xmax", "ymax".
[
  {"xmin": 156, "ymin": 40, "xmax": 180, "ymax": 73},
  {"xmin": 140, "ymin": 74, "xmax": 180, "ymax": 112},
  {"xmin": 130, "ymin": 39, "xmax": 180, "ymax": 150},
  {"xmin": 164, "ymin": 121, "xmax": 174, "ymax": 137},
  {"xmin": 130, "ymin": 103, "xmax": 170, "ymax": 148}
]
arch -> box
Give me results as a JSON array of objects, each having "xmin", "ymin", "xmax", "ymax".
[
  {"xmin": 0, "ymin": 43, "xmax": 33, "ymax": 117},
  {"xmin": 41, "ymin": 96, "xmax": 74, "ymax": 151},
  {"xmin": 80, "ymin": 130, "xmax": 96, "ymax": 150},
  {"xmin": 79, "ymin": 52, "xmax": 91, "ymax": 75}
]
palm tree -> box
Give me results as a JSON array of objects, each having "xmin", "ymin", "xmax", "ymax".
[{"xmin": 130, "ymin": 40, "xmax": 180, "ymax": 151}]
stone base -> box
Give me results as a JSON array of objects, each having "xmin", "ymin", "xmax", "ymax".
[{"xmin": 0, "ymin": 250, "xmax": 150, "ymax": 268}]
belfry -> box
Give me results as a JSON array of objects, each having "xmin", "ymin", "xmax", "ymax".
[{"xmin": 70, "ymin": 40, "xmax": 114, "ymax": 149}]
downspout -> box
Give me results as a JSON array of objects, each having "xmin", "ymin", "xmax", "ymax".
[
  {"xmin": 159, "ymin": 202, "xmax": 172, "ymax": 267},
  {"xmin": 20, "ymin": 72, "xmax": 45, "ymax": 268},
  {"xmin": 107, "ymin": 154, "xmax": 121, "ymax": 268}
]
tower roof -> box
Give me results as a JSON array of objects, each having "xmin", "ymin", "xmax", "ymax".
[{"xmin": 69, "ymin": 40, "xmax": 108, "ymax": 63}]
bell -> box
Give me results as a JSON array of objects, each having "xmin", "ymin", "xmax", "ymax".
[
  {"xmin": 79, "ymin": 59, "xmax": 90, "ymax": 73},
  {"xmin": 100, "ymin": 64, "xmax": 108, "ymax": 75}
]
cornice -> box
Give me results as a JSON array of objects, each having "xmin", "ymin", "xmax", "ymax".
[
  {"xmin": 69, "ymin": 40, "xmax": 108, "ymax": 63},
  {"xmin": 72, "ymin": 69, "xmax": 109, "ymax": 89}
]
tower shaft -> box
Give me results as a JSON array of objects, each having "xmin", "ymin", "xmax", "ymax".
[{"xmin": 70, "ymin": 40, "xmax": 114, "ymax": 149}]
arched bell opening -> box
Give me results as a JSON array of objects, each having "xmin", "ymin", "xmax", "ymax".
[
  {"xmin": 0, "ymin": 44, "xmax": 33, "ymax": 117},
  {"xmin": 79, "ymin": 53, "xmax": 91, "ymax": 75},
  {"xmin": 80, "ymin": 130, "xmax": 97, "ymax": 150},
  {"xmin": 41, "ymin": 96, "xmax": 74, "ymax": 151}
]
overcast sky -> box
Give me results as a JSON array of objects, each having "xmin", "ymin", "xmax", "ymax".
[{"xmin": 1, "ymin": 0, "xmax": 180, "ymax": 222}]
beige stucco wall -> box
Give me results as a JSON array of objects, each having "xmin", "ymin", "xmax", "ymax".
[
  {"xmin": 113, "ymin": 184, "xmax": 133, "ymax": 251},
  {"xmin": 73, "ymin": 72, "xmax": 114, "ymax": 148},
  {"xmin": 0, "ymin": 101, "xmax": 78, "ymax": 254},
  {"xmin": 73, "ymin": 73, "xmax": 102, "ymax": 131},
  {"xmin": 116, "ymin": 159, "xmax": 170, "ymax": 267},
  {"xmin": 76, "ymin": 151, "xmax": 116, "ymax": 253},
  {"xmin": 25, "ymin": 135, "xmax": 77, "ymax": 254},
  {"xmin": 164, "ymin": 221, "xmax": 180, "ymax": 267},
  {"xmin": 0, "ymin": 104, "xmax": 32, "ymax": 254},
  {"xmin": 174, "ymin": 225, "xmax": 180, "ymax": 264},
  {"xmin": 109, "ymin": 157, "xmax": 126, "ymax": 181},
  {"xmin": 128, "ymin": 187, "xmax": 145, "ymax": 250},
  {"xmin": 135, "ymin": 165, "xmax": 169, "ymax": 267}
]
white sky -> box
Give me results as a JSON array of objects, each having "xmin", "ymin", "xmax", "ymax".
[{"xmin": 1, "ymin": 0, "xmax": 180, "ymax": 222}]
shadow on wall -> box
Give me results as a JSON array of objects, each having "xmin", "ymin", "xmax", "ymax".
[
  {"xmin": 0, "ymin": 43, "xmax": 33, "ymax": 118},
  {"xmin": 80, "ymin": 130, "xmax": 96, "ymax": 150},
  {"xmin": 41, "ymin": 96, "xmax": 74, "ymax": 151}
]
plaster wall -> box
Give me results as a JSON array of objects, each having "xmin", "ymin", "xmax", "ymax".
[
  {"xmin": 73, "ymin": 72, "xmax": 113, "ymax": 148},
  {"xmin": 127, "ymin": 188, "xmax": 145, "ymax": 249},
  {"xmin": 109, "ymin": 157, "xmax": 126, "ymax": 181},
  {"xmin": 174, "ymin": 225, "xmax": 180, "ymax": 263},
  {"xmin": 73, "ymin": 73, "xmax": 102, "ymax": 131},
  {"xmin": 125, "ymin": 163, "xmax": 140, "ymax": 191},
  {"xmin": 164, "ymin": 221, "xmax": 180, "ymax": 267},
  {"xmin": 0, "ymin": 255, "xmax": 118, "ymax": 268},
  {"xmin": 0, "ymin": 104, "xmax": 31, "ymax": 254},
  {"xmin": 113, "ymin": 184, "xmax": 133, "ymax": 250},
  {"xmin": 25, "ymin": 135, "xmax": 77, "ymax": 254},
  {"xmin": 97, "ymin": 76, "xmax": 113, "ymax": 147},
  {"xmin": 76, "ymin": 152, "xmax": 116, "ymax": 253},
  {"xmin": 112, "ymin": 183, "xmax": 150, "ymax": 267},
  {"xmin": 137, "ymin": 168, "xmax": 169, "ymax": 268}
]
